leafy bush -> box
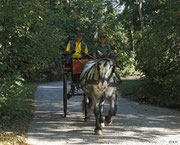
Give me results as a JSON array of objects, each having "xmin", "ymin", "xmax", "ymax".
[
  {"xmin": 0, "ymin": 0, "xmax": 63, "ymax": 81},
  {"xmin": 0, "ymin": 0, "xmax": 61, "ymax": 125},
  {"xmin": 0, "ymin": 76, "xmax": 37, "ymax": 126},
  {"xmin": 136, "ymin": 1, "xmax": 180, "ymax": 108},
  {"xmin": 0, "ymin": 82, "xmax": 37, "ymax": 145},
  {"xmin": 0, "ymin": 74, "xmax": 25, "ymax": 123}
]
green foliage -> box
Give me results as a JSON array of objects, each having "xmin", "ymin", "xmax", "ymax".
[
  {"xmin": 0, "ymin": 0, "xmax": 58, "ymax": 128},
  {"xmin": 0, "ymin": 0, "xmax": 140, "ymax": 123},
  {"xmin": 116, "ymin": 0, "xmax": 180, "ymax": 109},
  {"xmin": 1, "ymin": 0, "xmax": 179, "ymax": 116},
  {"xmin": 136, "ymin": 0, "xmax": 180, "ymax": 108},
  {"xmin": 0, "ymin": 82, "xmax": 37, "ymax": 145},
  {"xmin": 0, "ymin": 81, "xmax": 37, "ymax": 126},
  {"xmin": 0, "ymin": 0, "xmax": 62, "ymax": 82}
]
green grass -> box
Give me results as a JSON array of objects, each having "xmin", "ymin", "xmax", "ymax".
[
  {"xmin": 119, "ymin": 80, "xmax": 180, "ymax": 110},
  {"xmin": 119, "ymin": 80, "xmax": 142, "ymax": 96},
  {"xmin": 0, "ymin": 82, "xmax": 38, "ymax": 145}
]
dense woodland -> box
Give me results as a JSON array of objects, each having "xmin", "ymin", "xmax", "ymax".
[{"xmin": 0, "ymin": 0, "xmax": 180, "ymax": 123}]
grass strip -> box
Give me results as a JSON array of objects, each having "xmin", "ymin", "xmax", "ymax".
[{"xmin": 119, "ymin": 79, "xmax": 142, "ymax": 96}]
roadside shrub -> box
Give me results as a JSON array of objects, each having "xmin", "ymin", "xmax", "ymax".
[
  {"xmin": 0, "ymin": 74, "xmax": 25, "ymax": 124},
  {"xmin": 136, "ymin": 1, "xmax": 180, "ymax": 108}
]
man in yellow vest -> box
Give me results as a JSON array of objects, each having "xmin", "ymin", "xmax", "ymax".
[
  {"xmin": 65, "ymin": 33, "xmax": 88, "ymax": 67},
  {"xmin": 64, "ymin": 33, "xmax": 88, "ymax": 98}
]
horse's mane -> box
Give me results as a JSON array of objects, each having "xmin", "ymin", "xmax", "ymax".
[{"xmin": 80, "ymin": 58, "xmax": 114, "ymax": 84}]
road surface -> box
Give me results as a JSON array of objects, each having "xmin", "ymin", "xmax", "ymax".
[{"xmin": 27, "ymin": 82, "xmax": 180, "ymax": 145}]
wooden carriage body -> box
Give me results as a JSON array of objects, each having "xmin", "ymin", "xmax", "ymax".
[{"xmin": 72, "ymin": 59, "xmax": 89, "ymax": 74}]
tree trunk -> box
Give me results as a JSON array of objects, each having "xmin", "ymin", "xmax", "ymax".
[
  {"xmin": 138, "ymin": 0, "xmax": 144, "ymax": 39},
  {"xmin": 127, "ymin": 25, "xmax": 134, "ymax": 51}
]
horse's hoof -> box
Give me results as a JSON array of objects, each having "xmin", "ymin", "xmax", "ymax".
[
  {"xmin": 94, "ymin": 129, "xmax": 102, "ymax": 135},
  {"xmin": 105, "ymin": 120, "xmax": 112, "ymax": 125},
  {"xmin": 84, "ymin": 118, "xmax": 90, "ymax": 122},
  {"xmin": 100, "ymin": 122, "xmax": 105, "ymax": 127}
]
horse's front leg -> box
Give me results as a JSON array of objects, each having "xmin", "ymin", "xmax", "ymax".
[
  {"xmin": 93, "ymin": 98, "xmax": 102, "ymax": 135},
  {"xmin": 99, "ymin": 96, "xmax": 105, "ymax": 127},
  {"xmin": 105, "ymin": 93, "xmax": 117, "ymax": 125}
]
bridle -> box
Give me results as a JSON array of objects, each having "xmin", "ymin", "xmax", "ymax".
[{"xmin": 97, "ymin": 58, "xmax": 115, "ymax": 85}]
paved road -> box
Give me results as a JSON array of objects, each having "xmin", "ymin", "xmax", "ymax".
[{"xmin": 27, "ymin": 82, "xmax": 180, "ymax": 145}]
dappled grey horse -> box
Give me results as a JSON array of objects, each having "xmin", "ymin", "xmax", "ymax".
[{"xmin": 80, "ymin": 58, "xmax": 119, "ymax": 135}]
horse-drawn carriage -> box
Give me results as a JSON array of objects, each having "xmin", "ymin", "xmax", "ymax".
[
  {"xmin": 62, "ymin": 58, "xmax": 89, "ymax": 118},
  {"xmin": 61, "ymin": 54, "xmax": 119, "ymax": 135}
]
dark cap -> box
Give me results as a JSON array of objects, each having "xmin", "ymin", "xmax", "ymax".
[{"xmin": 76, "ymin": 33, "xmax": 83, "ymax": 37}]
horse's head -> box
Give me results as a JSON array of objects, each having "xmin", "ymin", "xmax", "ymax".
[
  {"xmin": 97, "ymin": 58, "xmax": 115, "ymax": 91},
  {"xmin": 80, "ymin": 56, "xmax": 120, "ymax": 91}
]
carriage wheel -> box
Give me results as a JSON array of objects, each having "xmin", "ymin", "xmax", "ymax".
[{"xmin": 63, "ymin": 72, "xmax": 67, "ymax": 118}]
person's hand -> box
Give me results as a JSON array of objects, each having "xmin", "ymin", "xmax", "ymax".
[
  {"xmin": 66, "ymin": 51, "xmax": 71, "ymax": 54},
  {"xmin": 81, "ymin": 51, "xmax": 87, "ymax": 55},
  {"xmin": 71, "ymin": 50, "xmax": 76, "ymax": 54}
]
